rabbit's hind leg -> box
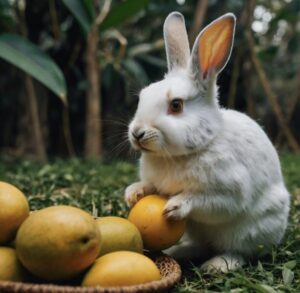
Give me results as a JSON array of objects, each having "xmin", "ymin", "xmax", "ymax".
[
  {"xmin": 163, "ymin": 236, "xmax": 209, "ymax": 260},
  {"xmin": 200, "ymin": 253, "xmax": 245, "ymax": 273}
]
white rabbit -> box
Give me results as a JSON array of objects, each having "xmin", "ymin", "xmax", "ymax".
[{"xmin": 125, "ymin": 12, "xmax": 290, "ymax": 272}]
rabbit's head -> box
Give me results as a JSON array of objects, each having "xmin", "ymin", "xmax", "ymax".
[{"xmin": 129, "ymin": 12, "xmax": 236, "ymax": 156}]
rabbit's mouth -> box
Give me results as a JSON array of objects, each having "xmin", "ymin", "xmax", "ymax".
[
  {"xmin": 129, "ymin": 135, "xmax": 147, "ymax": 152},
  {"xmin": 129, "ymin": 124, "xmax": 163, "ymax": 153},
  {"xmin": 135, "ymin": 141, "xmax": 153, "ymax": 153}
]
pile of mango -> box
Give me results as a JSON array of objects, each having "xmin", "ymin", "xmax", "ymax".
[{"xmin": 0, "ymin": 181, "xmax": 185, "ymax": 287}]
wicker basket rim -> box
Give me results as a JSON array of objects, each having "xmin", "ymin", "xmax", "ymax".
[{"xmin": 0, "ymin": 254, "xmax": 181, "ymax": 293}]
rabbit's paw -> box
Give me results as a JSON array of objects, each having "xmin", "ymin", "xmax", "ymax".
[
  {"xmin": 163, "ymin": 194, "xmax": 192, "ymax": 221},
  {"xmin": 125, "ymin": 182, "xmax": 146, "ymax": 207},
  {"xmin": 201, "ymin": 254, "xmax": 244, "ymax": 273}
]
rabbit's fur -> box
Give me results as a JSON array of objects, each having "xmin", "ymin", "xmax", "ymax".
[{"xmin": 125, "ymin": 12, "xmax": 290, "ymax": 272}]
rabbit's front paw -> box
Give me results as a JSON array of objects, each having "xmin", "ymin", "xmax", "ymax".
[
  {"xmin": 163, "ymin": 194, "xmax": 192, "ymax": 221},
  {"xmin": 125, "ymin": 182, "xmax": 146, "ymax": 207}
]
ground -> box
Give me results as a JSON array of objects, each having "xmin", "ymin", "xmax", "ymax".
[{"xmin": 0, "ymin": 153, "xmax": 299, "ymax": 292}]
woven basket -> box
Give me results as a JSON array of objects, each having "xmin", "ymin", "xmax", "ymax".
[{"xmin": 0, "ymin": 254, "xmax": 181, "ymax": 293}]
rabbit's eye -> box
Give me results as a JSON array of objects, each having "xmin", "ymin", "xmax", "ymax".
[{"xmin": 168, "ymin": 98, "xmax": 183, "ymax": 114}]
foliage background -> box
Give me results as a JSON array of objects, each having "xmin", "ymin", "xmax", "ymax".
[
  {"xmin": 0, "ymin": 0, "xmax": 300, "ymax": 159},
  {"xmin": 0, "ymin": 1, "xmax": 299, "ymax": 291}
]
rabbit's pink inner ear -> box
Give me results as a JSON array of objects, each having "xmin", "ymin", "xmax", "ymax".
[{"xmin": 198, "ymin": 16, "xmax": 235, "ymax": 78}]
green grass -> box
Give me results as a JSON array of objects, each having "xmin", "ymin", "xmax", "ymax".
[{"xmin": 0, "ymin": 154, "xmax": 299, "ymax": 292}]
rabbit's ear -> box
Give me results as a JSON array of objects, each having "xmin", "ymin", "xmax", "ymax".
[
  {"xmin": 164, "ymin": 12, "xmax": 190, "ymax": 72},
  {"xmin": 190, "ymin": 13, "xmax": 236, "ymax": 80}
]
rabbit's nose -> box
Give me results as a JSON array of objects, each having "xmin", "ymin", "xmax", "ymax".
[{"xmin": 132, "ymin": 129, "xmax": 145, "ymax": 140}]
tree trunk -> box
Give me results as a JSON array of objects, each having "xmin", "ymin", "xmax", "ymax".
[
  {"xmin": 84, "ymin": 0, "xmax": 111, "ymax": 159},
  {"xmin": 16, "ymin": 1, "xmax": 47, "ymax": 161},
  {"xmin": 244, "ymin": 61, "xmax": 256, "ymax": 118},
  {"xmin": 227, "ymin": 0, "xmax": 255, "ymax": 110},
  {"xmin": 84, "ymin": 27, "xmax": 102, "ymax": 159},
  {"xmin": 227, "ymin": 52, "xmax": 241, "ymax": 109},
  {"xmin": 276, "ymin": 66, "xmax": 300, "ymax": 145},
  {"xmin": 189, "ymin": 0, "xmax": 209, "ymax": 43},
  {"xmin": 246, "ymin": 30, "xmax": 300, "ymax": 153},
  {"xmin": 24, "ymin": 75, "xmax": 47, "ymax": 161}
]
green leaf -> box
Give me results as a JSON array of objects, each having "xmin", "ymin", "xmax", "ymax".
[
  {"xmin": 265, "ymin": 271, "xmax": 274, "ymax": 285},
  {"xmin": 257, "ymin": 261, "xmax": 264, "ymax": 272},
  {"xmin": 257, "ymin": 284, "xmax": 277, "ymax": 293},
  {"xmin": 282, "ymin": 267, "xmax": 294, "ymax": 285},
  {"xmin": 0, "ymin": 33, "xmax": 67, "ymax": 103},
  {"xmin": 101, "ymin": 0, "xmax": 149, "ymax": 31},
  {"xmin": 62, "ymin": 0, "xmax": 92, "ymax": 35},
  {"xmin": 0, "ymin": 0, "xmax": 15, "ymax": 27},
  {"xmin": 283, "ymin": 260, "xmax": 297, "ymax": 270}
]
